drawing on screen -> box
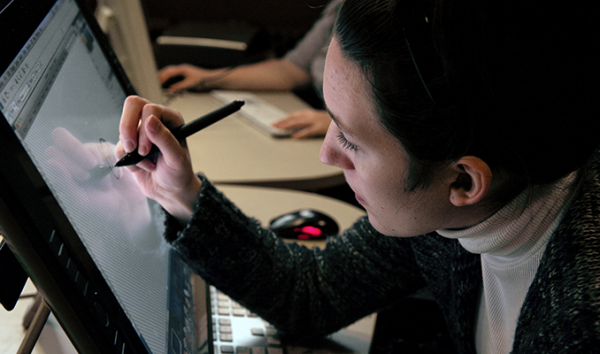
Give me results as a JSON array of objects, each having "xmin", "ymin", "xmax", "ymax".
[{"xmin": 90, "ymin": 138, "xmax": 122, "ymax": 180}]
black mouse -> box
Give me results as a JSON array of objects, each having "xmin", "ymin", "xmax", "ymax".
[
  {"xmin": 161, "ymin": 74, "xmax": 185, "ymax": 89},
  {"xmin": 269, "ymin": 209, "xmax": 339, "ymax": 240}
]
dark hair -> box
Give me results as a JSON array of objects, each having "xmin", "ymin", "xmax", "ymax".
[{"xmin": 335, "ymin": 0, "xmax": 600, "ymax": 193}]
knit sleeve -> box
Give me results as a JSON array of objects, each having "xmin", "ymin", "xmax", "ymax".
[{"xmin": 164, "ymin": 175, "xmax": 427, "ymax": 339}]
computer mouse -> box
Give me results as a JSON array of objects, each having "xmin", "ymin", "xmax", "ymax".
[
  {"xmin": 161, "ymin": 74, "xmax": 185, "ymax": 89},
  {"xmin": 269, "ymin": 209, "xmax": 339, "ymax": 240}
]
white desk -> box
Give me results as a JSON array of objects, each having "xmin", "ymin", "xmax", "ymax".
[{"xmin": 168, "ymin": 92, "xmax": 345, "ymax": 191}]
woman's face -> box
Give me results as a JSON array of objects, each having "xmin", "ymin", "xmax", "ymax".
[{"xmin": 320, "ymin": 38, "xmax": 459, "ymax": 237}]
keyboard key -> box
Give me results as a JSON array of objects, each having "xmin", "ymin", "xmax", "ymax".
[
  {"xmin": 236, "ymin": 347, "xmax": 250, "ymax": 354},
  {"xmin": 233, "ymin": 309, "xmax": 246, "ymax": 317},
  {"xmin": 221, "ymin": 346, "xmax": 234, "ymax": 353},
  {"xmin": 267, "ymin": 348, "xmax": 283, "ymax": 354},
  {"xmin": 251, "ymin": 347, "xmax": 265, "ymax": 354},
  {"xmin": 267, "ymin": 337, "xmax": 281, "ymax": 346},
  {"xmin": 251, "ymin": 328, "xmax": 265, "ymax": 336},
  {"xmin": 220, "ymin": 333, "xmax": 233, "ymax": 342},
  {"xmin": 220, "ymin": 326, "xmax": 232, "ymax": 334},
  {"xmin": 218, "ymin": 308, "xmax": 230, "ymax": 316}
]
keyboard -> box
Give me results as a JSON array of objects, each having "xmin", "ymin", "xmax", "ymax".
[
  {"xmin": 210, "ymin": 286, "xmax": 285, "ymax": 354},
  {"xmin": 211, "ymin": 91, "xmax": 295, "ymax": 137}
]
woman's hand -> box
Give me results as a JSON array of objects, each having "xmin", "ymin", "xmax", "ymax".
[
  {"xmin": 272, "ymin": 109, "xmax": 332, "ymax": 139},
  {"xmin": 116, "ymin": 96, "xmax": 202, "ymax": 224}
]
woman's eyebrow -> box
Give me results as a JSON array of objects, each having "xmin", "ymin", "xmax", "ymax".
[
  {"xmin": 325, "ymin": 106, "xmax": 361, "ymax": 140},
  {"xmin": 325, "ymin": 106, "xmax": 347, "ymax": 132}
]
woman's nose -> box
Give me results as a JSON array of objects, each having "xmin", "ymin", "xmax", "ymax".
[{"xmin": 320, "ymin": 125, "xmax": 354, "ymax": 170}]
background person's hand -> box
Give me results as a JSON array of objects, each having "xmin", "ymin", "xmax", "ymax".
[{"xmin": 272, "ymin": 109, "xmax": 332, "ymax": 139}]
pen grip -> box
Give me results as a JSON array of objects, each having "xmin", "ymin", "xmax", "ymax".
[{"xmin": 114, "ymin": 100, "xmax": 244, "ymax": 167}]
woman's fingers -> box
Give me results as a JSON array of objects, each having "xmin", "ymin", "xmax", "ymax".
[
  {"xmin": 119, "ymin": 95, "xmax": 148, "ymax": 152},
  {"xmin": 118, "ymin": 95, "xmax": 186, "ymax": 159}
]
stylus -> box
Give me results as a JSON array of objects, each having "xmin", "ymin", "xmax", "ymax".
[{"xmin": 114, "ymin": 100, "xmax": 244, "ymax": 167}]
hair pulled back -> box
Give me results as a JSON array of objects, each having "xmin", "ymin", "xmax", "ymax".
[{"xmin": 335, "ymin": 0, "xmax": 600, "ymax": 192}]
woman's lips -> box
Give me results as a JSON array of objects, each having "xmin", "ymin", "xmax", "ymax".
[{"xmin": 355, "ymin": 193, "xmax": 366, "ymax": 205}]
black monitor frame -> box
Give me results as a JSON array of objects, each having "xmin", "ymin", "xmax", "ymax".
[{"xmin": 0, "ymin": 0, "xmax": 152, "ymax": 353}]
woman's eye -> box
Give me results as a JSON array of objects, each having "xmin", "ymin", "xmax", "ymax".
[{"xmin": 337, "ymin": 132, "xmax": 358, "ymax": 151}]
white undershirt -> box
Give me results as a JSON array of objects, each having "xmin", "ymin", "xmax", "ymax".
[{"xmin": 436, "ymin": 172, "xmax": 577, "ymax": 354}]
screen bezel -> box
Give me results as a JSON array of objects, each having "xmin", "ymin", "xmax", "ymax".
[{"xmin": 0, "ymin": 0, "xmax": 152, "ymax": 353}]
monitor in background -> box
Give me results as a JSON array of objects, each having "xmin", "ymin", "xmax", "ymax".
[
  {"xmin": 94, "ymin": 0, "xmax": 164, "ymax": 103},
  {"xmin": 0, "ymin": 0, "xmax": 203, "ymax": 352}
]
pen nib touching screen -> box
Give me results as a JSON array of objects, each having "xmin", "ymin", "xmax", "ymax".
[{"xmin": 114, "ymin": 100, "xmax": 244, "ymax": 167}]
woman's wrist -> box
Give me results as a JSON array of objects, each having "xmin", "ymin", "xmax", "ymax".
[
  {"xmin": 195, "ymin": 68, "xmax": 230, "ymax": 91},
  {"xmin": 161, "ymin": 175, "xmax": 203, "ymax": 226}
]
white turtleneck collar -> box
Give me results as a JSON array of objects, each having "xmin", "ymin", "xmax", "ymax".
[
  {"xmin": 437, "ymin": 171, "xmax": 577, "ymax": 259},
  {"xmin": 436, "ymin": 171, "xmax": 578, "ymax": 354}
]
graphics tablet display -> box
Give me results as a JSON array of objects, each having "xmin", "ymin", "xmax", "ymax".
[{"xmin": 0, "ymin": 0, "xmax": 208, "ymax": 352}]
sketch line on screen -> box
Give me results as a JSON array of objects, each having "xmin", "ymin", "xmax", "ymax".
[{"xmin": 89, "ymin": 138, "xmax": 121, "ymax": 180}]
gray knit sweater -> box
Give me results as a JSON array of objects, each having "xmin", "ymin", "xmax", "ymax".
[{"xmin": 165, "ymin": 153, "xmax": 600, "ymax": 353}]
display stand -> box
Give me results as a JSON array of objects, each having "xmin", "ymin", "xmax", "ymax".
[
  {"xmin": 1, "ymin": 239, "xmax": 51, "ymax": 354},
  {"xmin": 17, "ymin": 293, "xmax": 51, "ymax": 354}
]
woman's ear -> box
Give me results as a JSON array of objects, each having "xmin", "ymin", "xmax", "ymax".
[{"xmin": 449, "ymin": 156, "xmax": 493, "ymax": 207}]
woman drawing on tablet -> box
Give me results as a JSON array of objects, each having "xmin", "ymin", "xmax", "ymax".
[{"xmin": 116, "ymin": 0, "xmax": 600, "ymax": 352}]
